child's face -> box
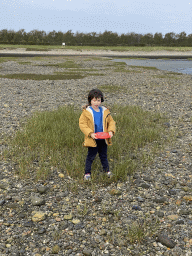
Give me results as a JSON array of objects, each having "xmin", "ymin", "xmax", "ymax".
[{"xmin": 91, "ymin": 97, "xmax": 101, "ymax": 110}]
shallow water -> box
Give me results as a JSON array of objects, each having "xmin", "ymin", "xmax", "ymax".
[{"xmin": 112, "ymin": 59, "xmax": 192, "ymax": 75}]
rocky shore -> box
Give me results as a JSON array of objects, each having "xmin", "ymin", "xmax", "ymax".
[{"xmin": 0, "ymin": 54, "xmax": 192, "ymax": 255}]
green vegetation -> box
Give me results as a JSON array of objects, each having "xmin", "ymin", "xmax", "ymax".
[
  {"xmin": 153, "ymin": 75, "xmax": 181, "ymax": 79},
  {"xmin": 17, "ymin": 61, "xmax": 32, "ymax": 65},
  {"xmin": 38, "ymin": 60, "xmax": 81, "ymax": 69},
  {"xmin": 26, "ymin": 48, "xmax": 49, "ymax": 51},
  {"xmin": 98, "ymin": 85, "xmax": 127, "ymax": 93},
  {"xmin": 166, "ymin": 71, "xmax": 183, "ymax": 75},
  {"xmin": 0, "ymin": 73, "xmax": 85, "ymax": 80},
  {"xmin": 2, "ymin": 104, "xmax": 168, "ymax": 182},
  {"xmin": 127, "ymin": 218, "xmax": 159, "ymax": 244},
  {"xmin": 0, "ymin": 57, "xmax": 104, "ymax": 80},
  {"xmin": 2, "ymin": 44, "xmax": 192, "ymax": 52},
  {"xmin": 130, "ymin": 66, "xmax": 158, "ymax": 70},
  {"xmin": 0, "ymin": 57, "xmax": 19, "ymax": 63}
]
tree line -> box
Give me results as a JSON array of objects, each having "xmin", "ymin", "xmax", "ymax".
[{"xmin": 0, "ymin": 29, "xmax": 192, "ymax": 47}]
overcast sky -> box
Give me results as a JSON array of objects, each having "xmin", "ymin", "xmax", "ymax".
[{"xmin": 1, "ymin": 0, "xmax": 192, "ymax": 35}]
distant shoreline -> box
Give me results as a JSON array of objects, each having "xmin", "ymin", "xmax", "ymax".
[{"xmin": 1, "ymin": 49, "xmax": 192, "ymax": 59}]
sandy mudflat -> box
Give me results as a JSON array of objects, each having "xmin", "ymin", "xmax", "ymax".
[{"xmin": 1, "ymin": 48, "xmax": 192, "ymax": 57}]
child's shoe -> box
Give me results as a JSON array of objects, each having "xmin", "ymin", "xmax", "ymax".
[
  {"xmin": 106, "ymin": 171, "xmax": 112, "ymax": 178},
  {"xmin": 84, "ymin": 173, "xmax": 91, "ymax": 181}
]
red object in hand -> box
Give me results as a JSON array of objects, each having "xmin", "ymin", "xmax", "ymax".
[{"xmin": 95, "ymin": 132, "xmax": 111, "ymax": 139}]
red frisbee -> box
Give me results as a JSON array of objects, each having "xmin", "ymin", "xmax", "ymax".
[{"xmin": 95, "ymin": 132, "xmax": 111, "ymax": 139}]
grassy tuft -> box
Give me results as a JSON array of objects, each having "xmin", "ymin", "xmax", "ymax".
[
  {"xmin": 2, "ymin": 104, "xmax": 168, "ymax": 182},
  {"xmin": 127, "ymin": 218, "xmax": 159, "ymax": 244}
]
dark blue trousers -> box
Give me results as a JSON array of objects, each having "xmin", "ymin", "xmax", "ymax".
[{"xmin": 85, "ymin": 139, "xmax": 109, "ymax": 174}]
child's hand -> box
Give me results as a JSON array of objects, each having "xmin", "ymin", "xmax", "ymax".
[
  {"xmin": 90, "ymin": 133, "xmax": 97, "ymax": 139},
  {"xmin": 109, "ymin": 131, "xmax": 113, "ymax": 138}
]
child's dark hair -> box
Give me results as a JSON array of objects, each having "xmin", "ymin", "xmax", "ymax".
[{"xmin": 88, "ymin": 88, "xmax": 104, "ymax": 105}]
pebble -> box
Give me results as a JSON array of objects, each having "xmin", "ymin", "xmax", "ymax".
[
  {"xmin": 32, "ymin": 211, "xmax": 47, "ymax": 222},
  {"xmin": 0, "ymin": 55, "xmax": 192, "ymax": 255},
  {"xmin": 31, "ymin": 196, "xmax": 45, "ymax": 206},
  {"xmin": 157, "ymin": 234, "xmax": 176, "ymax": 248},
  {"xmin": 37, "ymin": 185, "xmax": 48, "ymax": 194}
]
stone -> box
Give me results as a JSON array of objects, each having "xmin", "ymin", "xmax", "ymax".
[
  {"xmin": 32, "ymin": 211, "xmax": 47, "ymax": 222},
  {"xmin": 183, "ymin": 195, "xmax": 192, "ymax": 201},
  {"xmin": 175, "ymin": 219, "xmax": 184, "ymax": 225},
  {"xmin": 72, "ymin": 218, "xmax": 81, "ymax": 224},
  {"xmin": 24, "ymin": 220, "xmax": 34, "ymax": 227},
  {"xmin": 37, "ymin": 228, "xmax": 46, "ymax": 234},
  {"xmin": 0, "ymin": 183, "xmax": 7, "ymax": 190},
  {"xmin": 64, "ymin": 214, "xmax": 73, "ymax": 220},
  {"xmin": 100, "ymin": 229, "xmax": 107, "ymax": 235},
  {"xmin": 156, "ymin": 211, "xmax": 164, "ymax": 217},
  {"xmin": 139, "ymin": 183, "xmax": 150, "ymax": 189},
  {"xmin": 132, "ymin": 205, "xmax": 142, "ymax": 211},
  {"xmin": 167, "ymin": 215, "xmax": 179, "ymax": 221},
  {"xmin": 52, "ymin": 245, "xmax": 60, "ymax": 254},
  {"xmin": 83, "ymin": 248, "xmax": 92, "ymax": 256},
  {"xmin": 37, "ymin": 186, "xmax": 48, "ymax": 194},
  {"xmin": 154, "ymin": 197, "xmax": 166, "ymax": 204},
  {"xmin": 137, "ymin": 196, "xmax": 145, "ymax": 202},
  {"xmin": 0, "ymin": 199, "xmax": 5, "ymax": 206},
  {"xmin": 109, "ymin": 189, "xmax": 122, "ymax": 196},
  {"xmin": 175, "ymin": 200, "xmax": 182, "ymax": 206},
  {"xmin": 169, "ymin": 189, "xmax": 177, "ymax": 195},
  {"xmin": 180, "ymin": 209, "xmax": 190, "ymax": 215},
  {"xmin": 157, "ymin": 234, "xmax": 176, "ymax": 248},
  {"xmin": 18, "ymin": 213, "xmax": 26, "ymax": 219},
  {"xmin": 58, "ymin": 173, "xmax": 64, "ymax": 178},
  {"xmin": 31, "ymin": 196, "xmax": 45, "ymax": 206},
  {"xmin": 94, "ymin": 196, "xmax": 102, "ymax": 203}
]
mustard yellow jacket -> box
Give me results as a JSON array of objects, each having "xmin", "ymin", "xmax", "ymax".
[{"xmin": 79, "ymin": 106, "xmax": 116, "ymax": 147}]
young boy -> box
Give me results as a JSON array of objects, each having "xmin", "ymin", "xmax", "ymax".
[{"xmin": 79, "ymin": 88, "xmax": 116, "ymax": 181}]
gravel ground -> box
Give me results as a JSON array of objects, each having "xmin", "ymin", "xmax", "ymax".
[{"xmin": 0, "ymin": 55, "xmax": 192, "ymax": 256}]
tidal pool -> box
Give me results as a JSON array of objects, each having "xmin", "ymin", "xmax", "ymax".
[{"xmin": 112, "ymin": 59, "xmax": 192, "ymax": 75}]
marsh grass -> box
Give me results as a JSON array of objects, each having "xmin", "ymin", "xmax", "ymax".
[
  {"xmin": 26, "ymin": 48, "xmax": 50, "ymax": 51},
  {"xmin": 166, "ymin": 71, "xmax": 183, "ymax": 75},
  {"xmin": 38, "ymin": 60, "xmax": 81, "ymax": 69},
  {"xmin": 114, "ymin": 67, "xmax": 142, "ymax": 73},
  {"xmin": 105, "ymin": 62, "xmax": 127, "ymax": 67},
  {"xmin": 130, "ymin": 66, "xmax": 158, "ymax": 70},
  {"xmin": 98, "ymin": 84, "xmax": 127, "ymax": 93},
  {"xmin": 152, "ymin": 75, "xmax": 181, "ymax": 79},
  {"xmin": 2, "ymin": 44, "xmax": 192, "ymax": 52},
  {"xmin": 17, "ymin": 61, "xmax": 32, "ymax": 65},
  {"xmin": 2, "ymin": 104, "xmax": 168, "ymax": 182},
  {"xmin": 0, "ymin": 73, "xmax": 85, "ymax": 80},
  {"xmin": 0, "ymin": 57, "xmax": 104, "ymax": 80},
  {"xmin": 0, "ymin": 57, "xmax": 19, "ymax": 63}
]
